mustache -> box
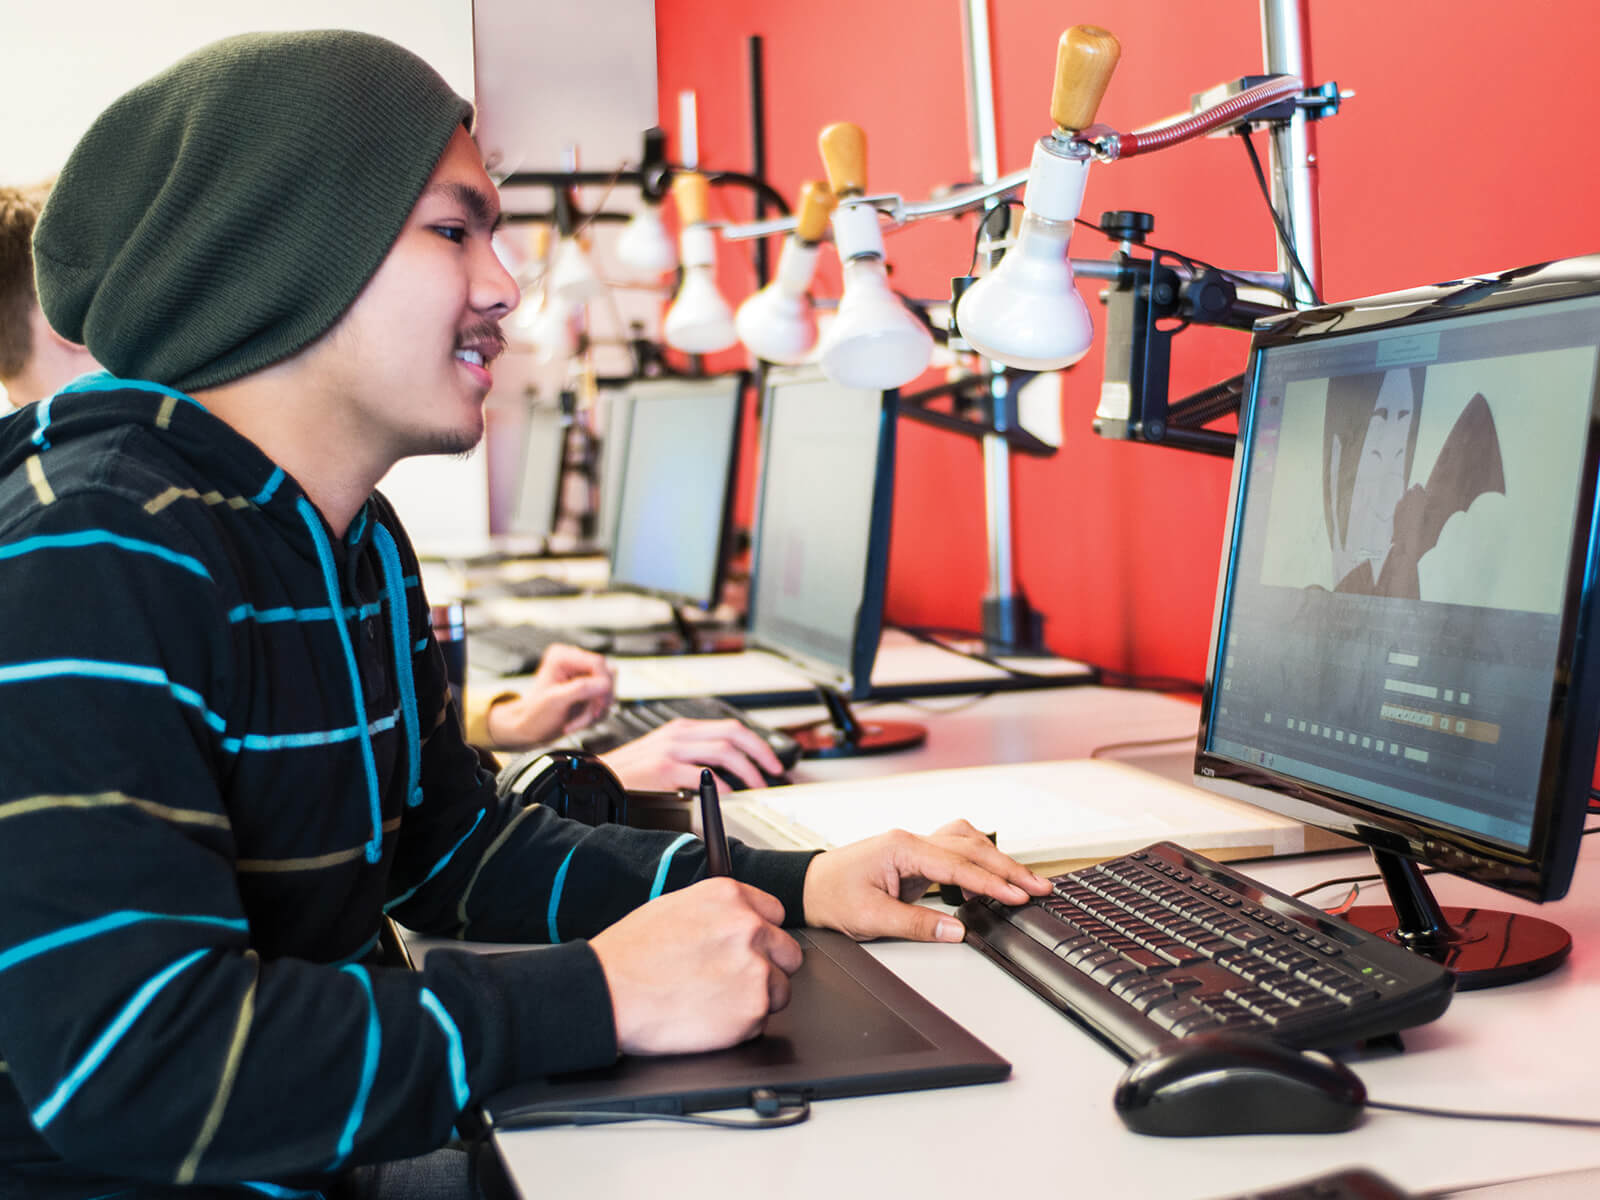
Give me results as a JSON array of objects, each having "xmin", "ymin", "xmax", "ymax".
[{"xmin": 457, "ymin": 322, "xmax": 508, "ymax": 360}]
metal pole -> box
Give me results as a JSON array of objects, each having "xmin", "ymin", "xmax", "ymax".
[
  {"xmin": 1260, "ymin": 0, "xmax": 1322, "ymax": 305},
  {"xmin": 961, "ymin": 0, "xmax": 1032, "ymax": 649}
]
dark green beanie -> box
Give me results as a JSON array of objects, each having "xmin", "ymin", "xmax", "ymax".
[{"xmin": 32, "ymin": 30, "xmax": 474, "ymax": 393}]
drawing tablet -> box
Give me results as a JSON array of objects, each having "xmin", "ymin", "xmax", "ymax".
[{"xmin": 485, "ymin": 928, "xmax": 1009, "ymax": 1122}]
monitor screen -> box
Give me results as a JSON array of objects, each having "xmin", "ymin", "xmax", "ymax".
[
  {"xmin": 607, "ymin": 375, "xmax": 743, "ymax": 609},
  {"xmin": 594, "ymin": 387, "xmax": 637, "ymax": 553},
  {"xmin": 506, "ymin": 405, "xmax": 569, "ymax": 540},
  {"xmin": 747, "ymin": 369, "xmax": 896, "ymax": 696},
  {"xmin": 1196, "ymin": 260, "xmax": 1600, "ymax": 915}
]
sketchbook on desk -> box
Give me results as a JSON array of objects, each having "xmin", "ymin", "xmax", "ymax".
[{"xmin": 724, "ymin": 758, "xmax": 1349, "ymax": 876}]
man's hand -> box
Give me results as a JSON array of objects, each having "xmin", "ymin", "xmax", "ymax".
[
  {"xmin": 589, "ymin": 878, "xmax": 803, "ymax": 1055},
  {"xmin": 802, "ymin": 819, "xmax": 1052, "ymax": 942},
  {"xmin": 600, "ymin": 718, "xmax": 784, "ymax": 791},
  {"xmin": 484, "ymin": 644, "xmax": 615, "ymax": 748}
]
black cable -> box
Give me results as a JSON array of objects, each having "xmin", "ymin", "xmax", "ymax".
[
  {"xmin": 1366, "ymin": 1099, "xmax": 1600, "ymax": 1130},
  {"xmin": 967, "ymin": 199, "xmax": 1025, "ymax": 276},
  {"xmin": 1239, "ymin": 131, "xmax": 1323, "ymax": 306},
  {"xmin": 1088, "ymin": 734, "xmax": 1197, "ymax": 759}
]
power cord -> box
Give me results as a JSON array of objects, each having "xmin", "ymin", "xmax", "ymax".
[
  {"xmin": 1238, "ymin": 130, "xmax": 1323, "ymax": 306},
  {"xmin": 1365, "ymin": 1098, "xmax": 1600, "ymax": 1130},
  {"xmin": 1089, "ymin": 734, "xmax": 1198, "ymax": 759}
]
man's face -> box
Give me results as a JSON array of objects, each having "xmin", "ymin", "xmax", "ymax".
[{"xmin": 309, "ymin": 126, "xmax": 519, "ymax": 462}]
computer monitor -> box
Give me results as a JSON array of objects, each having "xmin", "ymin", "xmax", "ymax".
[
  {"xmin": 607, "ymin": 375, "xmax": 743, "ymax": 610},
  {"xmin": 594, "ymin": 386, "xmax": 637, "ymax": 553},
  {"xmin": 506, "ymin": 404, "xmax": 569, "ymax": 541},
  {"xmin": 747, "ymin": 367, "xmax": 922, "ymax": 756},
  {"xmin": 1194, "ymin": 255, "xmax": 1600, "ymax": 989}
]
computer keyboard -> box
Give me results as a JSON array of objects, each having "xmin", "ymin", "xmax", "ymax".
[
  {"xmin": 573, "ymin": 696, "xmax": 800, "ymax": 788},
  {"xmin": 959, "ymin": 841, "xmax": 1454, "ymax": 1060},
  {"xmin": 470, "ymin": 624, "xmax": 612, "ymax": 675}
]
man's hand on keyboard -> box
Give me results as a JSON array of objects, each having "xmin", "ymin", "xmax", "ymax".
[
  {"xmin": 801, "ymin": 819, "xmax": 1052, "ymax": 943},
  {"xmin": 483, "ymin": 643, "xmax": 616, "ymax": 747},
  {"xmin": 599, "ymin": 719, "xmax": 785, "ymax": 792}
]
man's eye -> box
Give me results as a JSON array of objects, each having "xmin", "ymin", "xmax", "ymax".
[{"xmin": 435, "ymin": 226, "xmax": 466, "ymax": 244}]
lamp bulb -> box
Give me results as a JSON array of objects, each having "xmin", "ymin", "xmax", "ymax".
[
  {"xmin": 954, "ymin": 211, "xmax": 1093, "ymax": 370},
  {"xmin": 616, "ymin": 203, "xmax": 677, "ymax": 276},
  {"xmin": 734, "ymin": 238, "xmax": 821, "ymax": 364},
  {"xmin": 816, "ymin": 256, "xmax": 932, "ymax": 390},
  {"xmin": 664, "ymin": 267, "xmax": 738, "ymax": 354}
]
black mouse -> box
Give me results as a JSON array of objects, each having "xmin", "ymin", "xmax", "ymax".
[{"xmin": 1113, "ymin": 1032, "xmax": 1366, "ymax": 1136}]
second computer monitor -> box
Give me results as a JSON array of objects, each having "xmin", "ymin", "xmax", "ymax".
[
  {"xmin": 747, "ymin": 368, "xmax": 896, "ymax": 699},
  {"xmin": 607, "ymin": 375, "xmax": 744, "ymax": 610},
  {"xmin": 506, "ymin": 405, "xmax": 569, "ymax": 541}
]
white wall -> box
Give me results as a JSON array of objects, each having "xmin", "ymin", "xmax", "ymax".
[{"xmin": 2, "ymin": 1, "xmax": 474, "ymax": 187}]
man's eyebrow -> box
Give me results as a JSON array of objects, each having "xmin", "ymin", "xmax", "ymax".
[{"xmin": 423, "ymin": 180, "xmax": 505, "ymax": 231}]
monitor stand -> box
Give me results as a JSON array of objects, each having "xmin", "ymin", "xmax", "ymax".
[
  {"xmin": 668, "ymin": 604, "xmax": 701, "ymax": 655},
  {"xmin": 1342, "ymin": 850, "xmax": 1571, "ymax": 991},
  {"xmin": 786, "ymin": 685, "xmax": 926, "ymax": 759}
]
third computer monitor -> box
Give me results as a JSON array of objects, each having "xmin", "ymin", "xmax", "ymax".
[{"xmin": 607, "ymin": 374, "xmax": 743, "ymax": 610}]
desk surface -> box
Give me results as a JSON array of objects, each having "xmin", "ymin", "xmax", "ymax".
[
  {"xmin": 489, "ymin": 686, "xmax": 1600, "ymax": 1199},
  {"xmin": 493, "ymin": 833, "xmax": 1600, "ymax": 1200}
]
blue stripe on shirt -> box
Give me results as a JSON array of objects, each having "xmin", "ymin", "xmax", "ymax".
[
  {"xmin": 0, "ymin": 659, "xmax": 226, "ymax": 733},
  {"xmin": 0, "ymin": 912, "xmax": 248, "ymax": 976},
  {"xmin": 31, "ymin": 948, "xmax": 209, "ymax": 1128},
  {"xmin": 0, "ymin": 530, "xmax": 210, "ymax": 579},
  {"xmin": 547, "ymin": 847, "xmax": 577, "ymax": 944},
  {"xmin": 331, "ymin": 966, "xmax": 381, "ymax": 1168},
  {"xmin": 384, "ymin": 808, "xmax": 487, "ymax": 912},
  {"xmin": 418, "ymin": 988, "xmax": 471, "ymax": 1111},
  {"xmin": 227, "ymin": 601, "xmax": 383, "ymax": 625},
  {"xmin": 650, "ymin": 833, "xmax": 697, "ymax": 900}
]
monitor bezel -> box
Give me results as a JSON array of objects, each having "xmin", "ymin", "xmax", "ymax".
[
  {"xmin": 506, "ymin": 402, "xmax": 570, "ymax": 543},
  {"xmin": 604, "ymin": 372, "xmax": 747, "ymax": 612},
  {"xmin": 1193, "ymin": 256, "xmax": 1600, "ymax": 903},
  {"xmin": 745, "ymin": 365, "xmax": 898, "ymax": 700},
  {"xmin": 593, "ymin": 384, "xmax": 637, "ymax": 554}
]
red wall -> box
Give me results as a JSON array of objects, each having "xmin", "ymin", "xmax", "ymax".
[{"xmin": 654, "ymin": 1, "xmax": 1600, "ymax": 684}]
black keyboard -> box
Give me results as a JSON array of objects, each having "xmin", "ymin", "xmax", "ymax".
[
  {"xmin": 470, "ymin": 624, "xmax": 613, "ymax": 675},
  {"xmin": 573, "ymin": 696, "xmax": 800, "ymax": 788},
  {"xmin": 959, "ymin": 841, "xmax": 1454, "ymax": 1060}
]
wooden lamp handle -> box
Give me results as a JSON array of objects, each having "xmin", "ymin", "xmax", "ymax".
[
  {"xmin": 817, "ymin": 123, "xmax": 867, "ymax": 198},
  {"xmin": 673, "ymin": 171, "xmax": 710, "ymax": 226},
  {"xmin": 794, "ymin": 180, "xmax": 836, "ymax": 243},
  {"xmin": 1050, "ymin": 25, "xmax": 1121, "ymax": 132}
]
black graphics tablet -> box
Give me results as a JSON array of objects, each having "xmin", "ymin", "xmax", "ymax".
[{"xmin": 485, "ymin": 928, "xmax": 1009, "ymax": 1123}]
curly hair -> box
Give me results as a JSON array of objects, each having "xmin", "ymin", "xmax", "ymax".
[{"xmin": 0, "ymin": 181, "xmax": 53, "ymax": 381}]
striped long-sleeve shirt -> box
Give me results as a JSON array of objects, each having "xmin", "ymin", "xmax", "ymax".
[{"xmin": 0, "ymin": 377, "xmax": 816, "ymax": 1199}]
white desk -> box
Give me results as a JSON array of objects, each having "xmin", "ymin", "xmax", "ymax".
[{"xmin": 491, "ymin": 831, "xmax": 1600, "ymax": 1199}]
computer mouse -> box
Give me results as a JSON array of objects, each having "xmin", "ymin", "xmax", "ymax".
[{"xmin": 1112, "ymin": 1032, "xmax": 1366, "ymax": 1136}]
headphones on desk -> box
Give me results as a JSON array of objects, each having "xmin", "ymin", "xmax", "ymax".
[{"xmin": 495, "ymin": 749, "xmax": 631, "ymax": 826}]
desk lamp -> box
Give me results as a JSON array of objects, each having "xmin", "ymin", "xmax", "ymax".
[
  {"xmin": 734, "ymin": 180, "xmax": 836, "ymax": 364},
  {"xmin": 814, "ymin": 123, "xmax": 933, "ymax": 390},
  {"xmin": 616, "ymin": 199, "xmax": 677, "ymax": 278},
  {"xmin": 662, "ymin": 170, "xmax": 739, "ymax": 354},
  {"xmin": 953, "ymin": 26, "xmax": 1119, "ymax": 370},
  {"xmin": 616, "ymin": 126, "xmax": 679, "ymax": 278}
]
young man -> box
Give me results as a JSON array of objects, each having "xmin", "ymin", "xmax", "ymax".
[
  {"xmin": 0, "ymin": 31, "xmax": 1049, "ymax": 1199},
  {"xmin": 0, "ymin": 182, "xmax": 101, "ymax": 410}
]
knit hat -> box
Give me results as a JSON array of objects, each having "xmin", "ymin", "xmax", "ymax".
[{"xmin": 32, "ymin": 30, "xmax": 474, "ymax": 393}]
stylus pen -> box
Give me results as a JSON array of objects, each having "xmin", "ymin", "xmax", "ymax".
[{"xmin": 699, "ymin": 768, "xmax": 733, "ymax": 878}]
